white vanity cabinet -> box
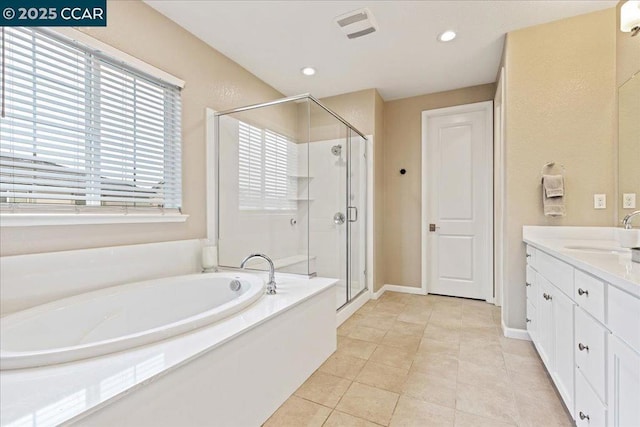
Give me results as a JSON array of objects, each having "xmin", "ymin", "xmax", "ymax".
[{"xmin": 525, "ymin": 243, "xmax": 640, "ymax": 427}]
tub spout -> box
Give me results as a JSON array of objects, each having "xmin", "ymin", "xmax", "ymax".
[{"xmin": 240, "ymin": 253, "xmax": 277, "ymax": 295}]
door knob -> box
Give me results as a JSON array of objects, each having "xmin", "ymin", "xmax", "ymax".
[{"xmin": 333, "ymin": 212, "xmax": 346, "ymax": 225}]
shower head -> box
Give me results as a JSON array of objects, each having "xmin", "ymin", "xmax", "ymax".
[{"xmin": 331, "ymin": 145, "xmax": 342, "ymax": 156}]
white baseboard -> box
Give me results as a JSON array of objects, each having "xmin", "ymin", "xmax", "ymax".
[
  {"xmin": 372, "ymin": 284, "xmax": 428, "ymax": 300},
  {"xmin": 336, "ymin": 290, "xmax": 371, "ymax": 326},
  {"xmin": 385, "ymin": 284, "xmax": 428, "ymax": 295},
  {"xmin": 501, "ymin": 319, "xmax": 531, "ymax": 341},
  {"xmin": 371, "ymin": 286, "xmax": 385, "ymax": 300}
]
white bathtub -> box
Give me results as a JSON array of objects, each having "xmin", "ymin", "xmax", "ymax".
[{"xmin": 0, "ymin": 272, "xmax": 265, "ymax": 370}]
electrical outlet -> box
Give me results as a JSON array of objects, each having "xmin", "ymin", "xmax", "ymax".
[
  {"xmin": 623, "ymin": 193, "xmax": 636, "ymax": 209},
  {"xmin": 594, "ymin": 194, "xmax": 606, "ymax": 209}
]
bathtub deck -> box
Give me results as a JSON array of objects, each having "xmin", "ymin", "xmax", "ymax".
[{"xmin": 0, "ymin": 275, "xmax": 337, "ymax": 427}]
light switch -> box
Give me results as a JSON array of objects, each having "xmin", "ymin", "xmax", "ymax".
[
  {"xmin": 594, "ymin": 194, "xmax": 606, "ymax": 209},
  {"xmin": 623, "ymin": 193, "xmax": 636, "ymax": 209}
]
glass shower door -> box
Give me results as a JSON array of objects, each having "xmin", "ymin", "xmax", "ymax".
[
  {"xmin": 307, "ymin": 101, "xmax": 349, "ymax": 309},
  {"xmin": 347, "ymin": 130, "xmax": 367, "ymax": 301}
]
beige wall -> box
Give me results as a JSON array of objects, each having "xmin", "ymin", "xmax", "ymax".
[
  {"xmin": 319, "ymin": 89, "xmax": 386, "ymax": 291},
  {"xmin": 382, "ymin": 84, "xmax": 496, "ymax": 287},
  {"xmin": 320, "ymin": 89, "xmax": 377, "ymax": 135},
  {"xmin": 0, "ymin": 0, "xmax": 285, "ymax": 256},
  {"xmin": 502, "ymin": 8, "xmax": 616, "ymax": 329}
]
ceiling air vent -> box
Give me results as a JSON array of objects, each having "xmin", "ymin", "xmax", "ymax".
[{"xmin": 335, "ymin": 8, "xmax": 378, "ymax": 39}]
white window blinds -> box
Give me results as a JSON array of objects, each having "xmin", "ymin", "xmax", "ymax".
[
  {"xmin": 238, "ymin": 121, "xmax": 297, "ymax": 211},
  {"xmin": 0, "ymin": 27, "xmax": 182, "ymax": 214}
]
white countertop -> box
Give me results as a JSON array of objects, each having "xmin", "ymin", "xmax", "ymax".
[
  {"xmin": 0, "ymin": 274, "xmax": 338, "ymax": 427},
  {"xmin": 523, "ymin": 226, "xmax": 640, "ymax": 297}
]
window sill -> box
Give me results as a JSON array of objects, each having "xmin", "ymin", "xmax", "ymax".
[{"xmin": 0, "ymin": 213, "xmax": 189, "ymax": 227}]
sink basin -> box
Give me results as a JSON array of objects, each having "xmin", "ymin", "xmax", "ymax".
[{"xmin": 564, "ymin": 245, "xmax": 629, "ymax": 254}]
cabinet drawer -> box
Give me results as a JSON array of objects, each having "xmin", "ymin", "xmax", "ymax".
[
  {"xmin": 608, "ymin": 285, "xmax": 640, "ymax": 354},
  {"xmin": 576, "ymin": 369, "xmax": 607, "ymax": 427},
  {"xmin": 575, "ymin": 307, "xmax": 607, "ymax": 401},
  {"xmin": 537, "ymin": 250, "xmax": 574, "ymax": 298},
  {"xmin": 526, "ymin": 266, "xmax": 537, "ymax": 304},
  {"xmin": 574, "ymin": 270, "xmax": 605, "ymax": 324},
  {"xmin": 526, "ymin": 245, "xmax": 537, "ymax": 269},
  {"xmin": 527, "ymin": 299, "xmax": 536, "ymax": 342}
]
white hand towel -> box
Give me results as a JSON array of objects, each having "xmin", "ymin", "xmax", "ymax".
[
  {"xmin": 542, "ymin": 175, "xmax": 566, "ymax": 217},
  {"xmin": 543, "ymin": 174, "xmax": 564, "ymax": 198}
]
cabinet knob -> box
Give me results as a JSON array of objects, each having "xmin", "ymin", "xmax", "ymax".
[
  {"xmin": 526, "ymin": 318, "xmax": 531, "ymax": 323},
  {"xmin": 579, "ymin": 411, "xmax": 590, "ymax": 421},
  {"xmin": 578, "ymin": 288, "xmax": 589, "ymax": 297},
  {"xmin": 525, "ymin": 282, "xmax": 532, "ymax": 287},
  {"xmin": 526, "ymin": 253, "xmax": 531, "ymax": 258},
  {"xmin": 578, "ymin": 343, "xmax": 589, "ymax": 352},
  {"xmin": 543, "ymin": 293, "xmax": 552, "ymax": 301}
]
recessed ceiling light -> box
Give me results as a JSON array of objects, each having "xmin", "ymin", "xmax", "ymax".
[
  {"xmin": 438, "ymin": 31, "xmax": 457, "ymax": 42},
  {"xmin": 301, "ymin": 67, "xmax": 316, "ymax": 76}
]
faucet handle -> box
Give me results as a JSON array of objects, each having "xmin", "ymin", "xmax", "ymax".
[{"xmin": 266, "ymin": 281, "xmax": 277, "ymax": 295}]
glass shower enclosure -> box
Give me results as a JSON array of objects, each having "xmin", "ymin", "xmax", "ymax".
[{"xmin": 215, "ymin": 94, "xmax": 367, "ymax": 309}]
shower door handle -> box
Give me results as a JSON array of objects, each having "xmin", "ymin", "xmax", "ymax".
[{"xmin": 348, "ymin": 206, "xmax": 358, "ymax": 222}]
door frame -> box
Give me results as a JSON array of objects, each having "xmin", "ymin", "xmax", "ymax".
[
  {"xmin": 494, "ymin": 67, "xmax": 506, "ymax": 310},
  {"xmin": 420, "ymin": 100, "xmax": 494, "ymax": 302}
]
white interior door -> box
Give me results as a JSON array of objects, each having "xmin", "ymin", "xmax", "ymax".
[{"xmin": 422, "ymin": 101, "xmax": 492, "ymax": 301}]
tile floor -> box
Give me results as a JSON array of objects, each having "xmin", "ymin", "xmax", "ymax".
[{"xmin": 264, "ymin": 292, "xmax": 572, "ymax": 427}]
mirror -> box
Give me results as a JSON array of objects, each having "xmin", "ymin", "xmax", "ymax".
[{"xmin": 618, "ymin": 73, "xmax": 640, "ymax": 223}]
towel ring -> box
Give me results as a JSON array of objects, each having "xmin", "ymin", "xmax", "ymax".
[{"xmin": 540, "ymin": 161, "xmax": 565, "ymax": 183}]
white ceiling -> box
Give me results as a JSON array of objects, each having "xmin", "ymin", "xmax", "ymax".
[{"xmin": 144, "ymin": 0, "xmax": 615, "ymax": 101}]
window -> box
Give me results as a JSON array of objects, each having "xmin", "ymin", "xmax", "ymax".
[
  {"xmin": 0, "ymin": 27, "xmax": 182, "ymax": 218},
  {"xmin": 238, "ymin": 121, "xmax": 297, "ymax": 211}
]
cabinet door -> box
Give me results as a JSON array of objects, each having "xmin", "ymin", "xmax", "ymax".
[
  {"xmin": 526, "ymin": 265, "xmax": 537, "ymax": 304},
  {"xmin": 608, "ymin": 335, "xmax": 640, "ymax": 427},
  {"xmin": 537, "ymin": 276, "xmax": 555, "ymax": 372},
  {"xmin": 553, "ymin": 289, "xmax": 575, "ymax": 416},
  {"xmin": 527, "ymin": 299, "xmax": 537, "ymax": 343}
]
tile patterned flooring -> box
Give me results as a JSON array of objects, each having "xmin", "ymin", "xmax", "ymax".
[{"xmin": 264, "ymin": 292, "xmax": 572, "ymax": 427}]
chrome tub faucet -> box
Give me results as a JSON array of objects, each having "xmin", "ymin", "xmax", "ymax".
[
  {"xmin": 622, "ymin": 210, "xmax": 640, "ymax": 229},
  {"xmin": 240, "ymin": 253, "xmax": 277, "ymax": 295}
]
